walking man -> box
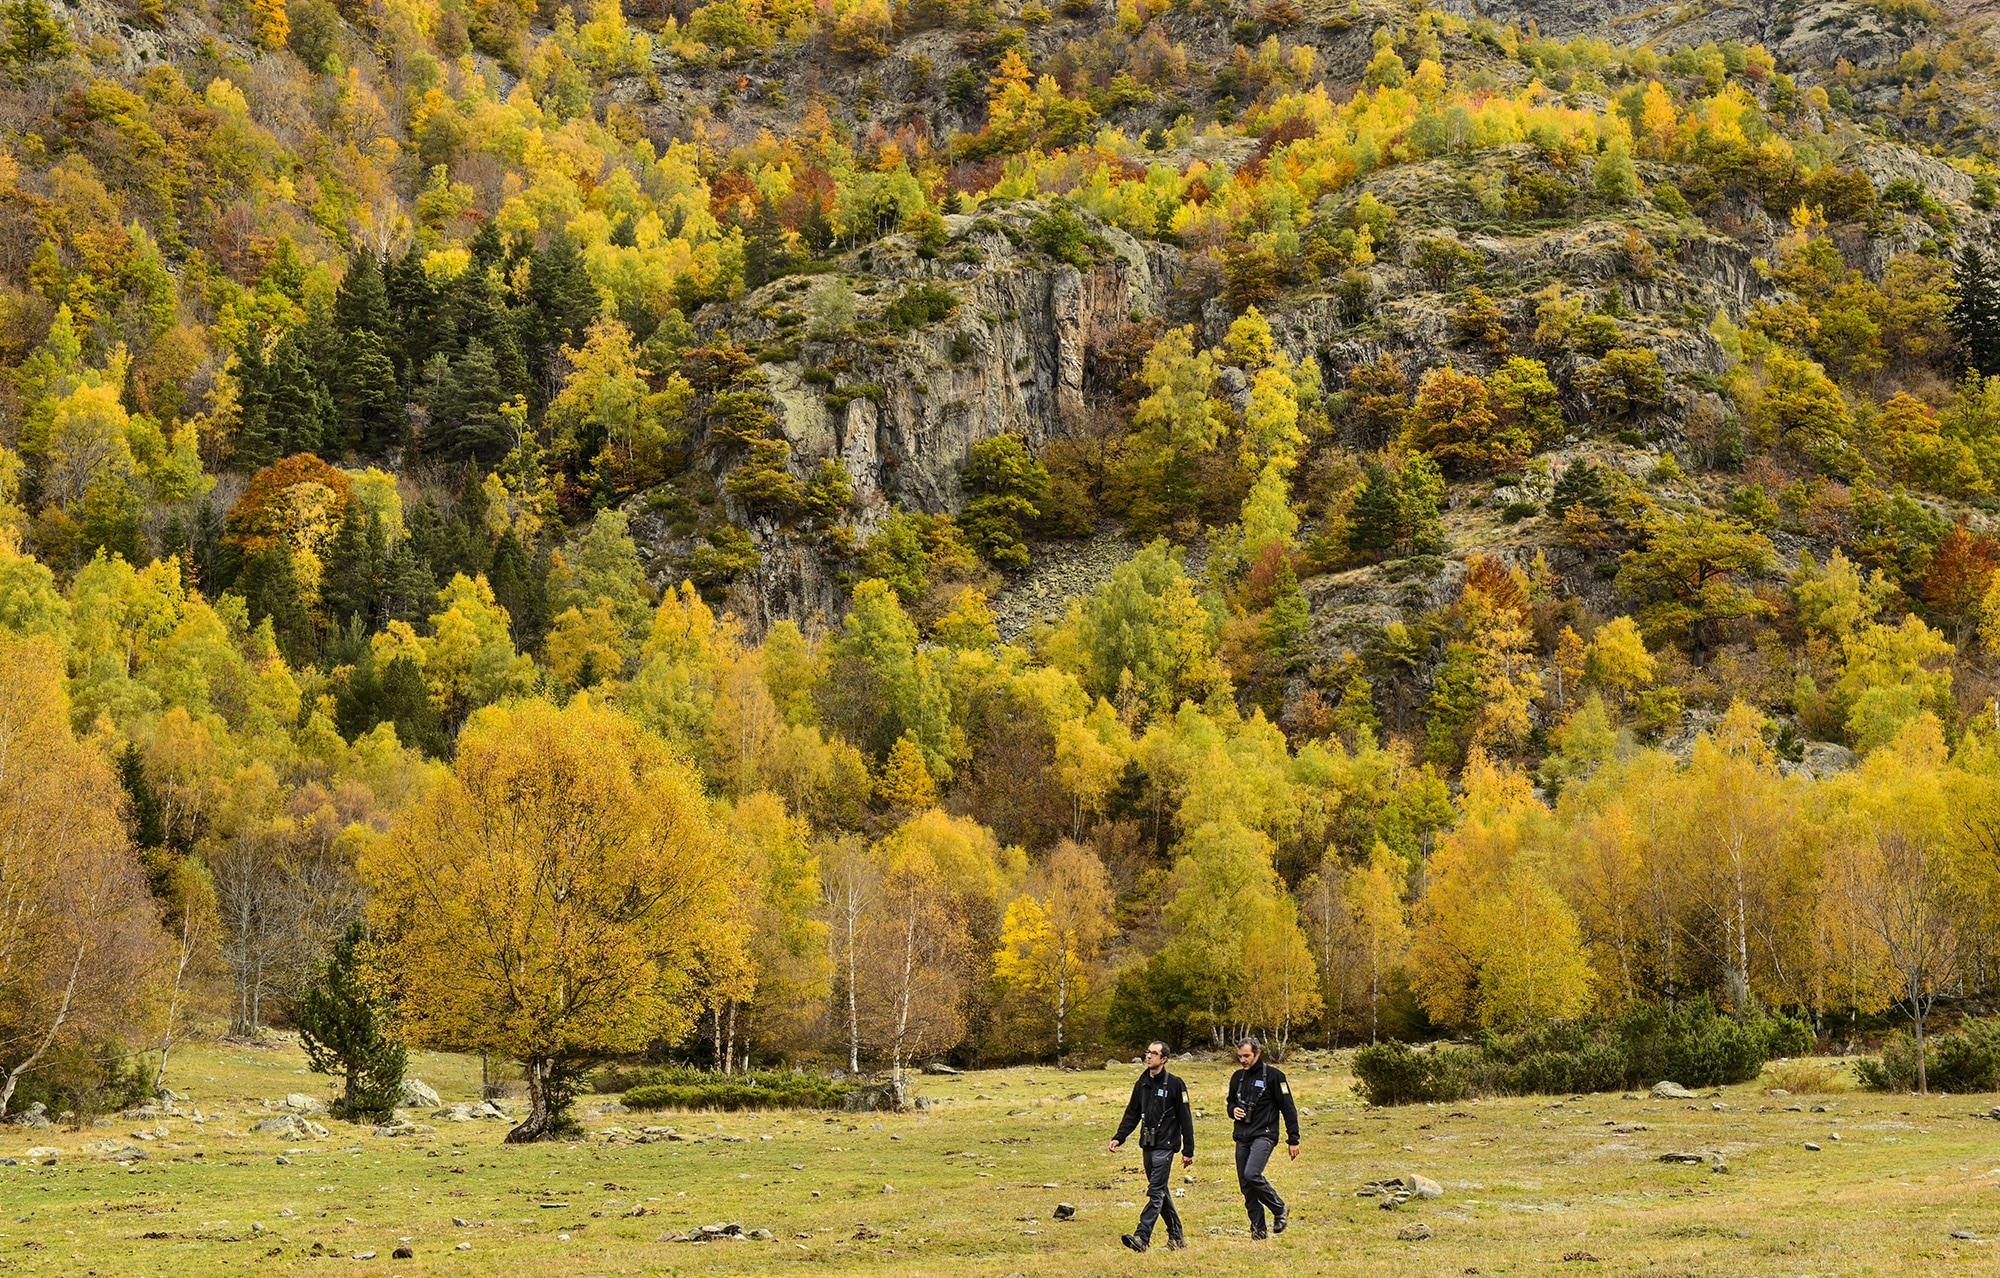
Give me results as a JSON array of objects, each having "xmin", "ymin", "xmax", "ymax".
[
  {"xmin": 1108, "ymin": 1041, "xmax": 1194, "ymax": 1252},
  {"xmin": 1226, "ymin": 1036, "xmax": 1298, "ymax": 1239}
]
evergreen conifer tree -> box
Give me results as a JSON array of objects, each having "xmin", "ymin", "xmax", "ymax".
[
  {"xmin": 233, "ymin": 328, "xmax": 275, "ymax": 466},
  {"xmin": 1262, "ymin": 556, "xmax": 1309, "ymax": 666},
  {"xmin": 1953, "ymin": 243, "xmax": 2000, "ymax": 376},
  {"xmin": 437, "ymin": 339, "xmax": 509, "ymax": 463},
  {"xmin": 488, "ymin": 527, "xmax": 548, "ymax": 648},
  {"xmin": 1550, "ymin": 459, "xmax": 1612, "ymax": 517},
  {"xmin": 744, "ymin": 197, "xmax": 792, "ymax": 289},
  {"xmin": 297, "ymin": 921, "xmax": 407, "ymax": 1121},
  {"xmin": 322, "ymin": 505, "xmax": 383, "ymax": 631},
  {"xmin": 380, "ymin": 538, "xmax": 439, "ymax": 628},
  {"xmin": 265, "ymin": 327, "xmax": 333, "ymax": 457},
  {"xmin": 1347, "ymin": 460, "xmax": 1404, "ymax": 557},
  {"xmin": 236, "ymin": 542, "xmax": 313, "ymax": 664}
]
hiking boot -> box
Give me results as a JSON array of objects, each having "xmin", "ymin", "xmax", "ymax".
[
  {"xmin": 1273, "ymin": 1206, "xmax": 1290, "ymax": 1234},
  {"xmin": 1166, "ymin": 1235, "xmax": 1187, "ymax": 1250},
  {"xmin": 1250, "ymin": 1226, "xmax": 1268, "ymax": 1240},
  {"xmin": 1122, "ymin": 1233, "xmax": 1148, "ymax": 1253}
]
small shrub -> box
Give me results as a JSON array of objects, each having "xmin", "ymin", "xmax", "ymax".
[
  {"xmin": 1858, "ymin": 1018, "xmax": 2000, "ymax": 1093},
  {"xmin": 1618, "ymin": 995, "xmax": 1769, "ymax": 1088},
  {"xmin": 1352, "ymin": 1040, "xmax": 1474, "ymax": 1105},
  {"xmin": 621, "ymin": 1067, "xmax": 854, "ymax": 1112},
  {"xmin": 826, "ymin": 382, "xmax": 888, "ymax": 412},
  {"xmin": 882, "ymin": 282, "xmax": 960, "ymax": 331}
]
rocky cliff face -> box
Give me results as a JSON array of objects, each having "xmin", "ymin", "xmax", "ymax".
[{"xmin": 652, "ymin": 208, "xmax": 1191, "ymax": 631}]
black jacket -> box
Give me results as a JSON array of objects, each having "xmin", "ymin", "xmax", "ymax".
[
  {"xmin": 1113, "ymin": 1068, "xmax": 1194, "ymax": 1156},
  {"xmin": 1227, "ymin": 1059, "xmax": 1300, "ymax": 1145}
]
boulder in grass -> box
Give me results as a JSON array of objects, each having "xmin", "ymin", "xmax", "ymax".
[
  {"xmin": 1651, "ymin": 1081, "xmax": 1697, "ymax": 1100},
  {"xmin": 398, "ymin": 1078, "xmax": 442, "ymax": 1109},
  {"xmin": 82, "ymin": 1139, "xmax": 147, "ymax": 1161}
]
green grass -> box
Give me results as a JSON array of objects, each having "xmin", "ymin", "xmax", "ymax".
[{"xmin": 8, "ymin": 1041, "xmax": 2000, "ymax": 1275}]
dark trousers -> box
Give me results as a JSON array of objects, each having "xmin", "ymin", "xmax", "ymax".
[
  {"xmin": 1134, "ymin": 1145, "xmax": 1182, "ymax": 1243},
  {"xmin": 1235, "ymin": 1135, "xmax": 1284, "ymax": 1230}
]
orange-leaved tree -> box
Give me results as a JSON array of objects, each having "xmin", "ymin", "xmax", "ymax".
[{"xmin": 364, "ymin": 695, "xmax": 736, "ymax": 1140}]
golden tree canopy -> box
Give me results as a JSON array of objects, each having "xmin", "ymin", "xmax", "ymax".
[{"xmin": 364, "ymin": 695, "xmax": 735, "ymax": 1070}]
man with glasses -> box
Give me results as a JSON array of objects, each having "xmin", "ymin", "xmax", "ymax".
[
  {"xmin": 1226, "ymin": 1036, "xmax": 1298, "ymax": 1239},
  {"xmin": 1108, "ymin": 1041, "xmax": 1194, "ymax": 1252}
]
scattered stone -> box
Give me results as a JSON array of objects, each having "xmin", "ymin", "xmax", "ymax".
[
  {"xmin": 280, "ymin": 1094, "xmax": 326, "ymax": 1116},
  {"xmin": 842, "ymin": 1084, "xmax": 902, "ymax": 1113},
  {"xmin": 1396, "ymin": 1221, "xmax": 1432, "ymax": 1241},
  {"xmin": 430, "ymin": 1101, "xmax": 507, "ymax": 1123},
  {"xmin": 1952, "ymin": 1230, "xmax": 1978, "ymax": 1240},
  {"xmin": 10, "ymin": 1103, "xmax": 50, "ymax": 1129},
  {"xmin": 1656, "ymin": 1153, "xmax": 1705, "ymax": 1165},
  {"xmin": 81, "ymin": 1139, "xmax": 147, "ymax": 1161},
  {"xmin": 922, "ymin": 1062, "xmax": 961, "ymax": 1075},
  {"xmin": 1710, "ymin": 1155, "xmax": 1729, "ymax": 1175},
  {"xmin": 881, "ymin": 1183, "xmax": 895, "ymax": 1193},
  {"xmin": 1651, "ymin": 1081, "xmax": 1697, "ymax": 1100},
  {"xmin": 398, "ymin": 1079, "xmax": 442, "ymax": 1109},
  {"xmin": 1562, "ymin": 1250, "xmax": 1602, "ymax": 1262},
  {"xmin": 1804, "ymin": 1141, "xmax": 1822, "ymax": 1151},
  {"xmin": 1768, "ymin": 1088, "xmax": 1790, "ymax": 1097},
  {"xmin": 251, "ymin": 1114, "xmax": 326, "ymax": 1140},
  {"xmin": 24, "ymin": 1147, "xmax": 57, "ymax": 1161},
  {"xmin": 353, "ymin": 1251, "xmax": 376, "ymax": 1260},
  {"xmin": 1407, "ymin": 1173, "xmax": 1443, "ymax": 1200},
  {"xmin": 852, "ymin": 1226, "xmax": 879, "ymax": 1241},
  {"xmin": 274, "ymin": 1156, "xmax": 291, "ymax": 1166},
  {"xmin": 392, "ymin": 1245, "xmax": 414, "ymax": 1258},
  {"xmin": 1053, "ymin": 1203, "xmax": 1076, "ymax": 1220}
]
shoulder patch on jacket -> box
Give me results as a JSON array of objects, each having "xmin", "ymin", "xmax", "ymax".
[{"xmin": 1279, "ymin": 1082, "xmax": 1290, "ymax": 1094}]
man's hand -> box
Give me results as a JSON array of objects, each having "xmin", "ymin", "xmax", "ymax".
[
  {"xmin": 1231, "ymin": 1106, "xmax": 1247, "ymax": 1120},
  {"xmin": 1181, "ymin": 1154, "xmax": 1194, "ymax": 1169},
  {"xmin": 1287, "ymin": 1144, "xmax": 1300, "ymax": 1161},
  {"xmin": 1107, "ymin": 1138, "xmax": 1121, "ymax": 1153}
]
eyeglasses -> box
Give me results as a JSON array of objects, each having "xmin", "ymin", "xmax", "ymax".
[{"xmin": 1144, "ymin": 1050, "xmax": 1165, "ymax": 1058}]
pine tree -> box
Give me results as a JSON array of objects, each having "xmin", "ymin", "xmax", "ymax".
[
  {"xmin": 265, "ymin": 327, "xmax": 333, "ymax": 458},
  {"xmin": 0, "ymin": 0, "xmax": 73, "ymax": 65},
  {"xmin": 379, "ymin": 537, "xmax": 438, "ymax": 628},
  {"xmin": 526, "ymin": 230, "xmax": 601, "ymax": 398},
  {"xmin": 385, "ymin": 243, "xmax": 441, "ymax": 386},
  {"xmin": 488, "ymin": 527, "xmax": 548, "ymax": 649},
  {"xmin": 233, "ymin": 328, "xmax": 275, "ymax": 466},
  {"xmin": 436, "ymin": 340, "xmax": 509, "ymax": 463},
  {"xmin": 1550, "ymin": 460, "xmax": 1612, "ymax": 517},
  {"xmin": 744, "ymin": 197, "xmax": 793, "ymax": 289},
  {"xmin": 116, "ymin": 742, "xmax": 165, "ymax": 854},
  {"xmin": 297, "ymin": 920, "xmax": 407, "ymax": 1122},
  {"xmin": 1952, "ymin": 243, "xmax": 2000, "ymax": 377},
  {"xmin": 321, "ymin": 505, "xmax": 383, "ymax": 631},
  {"xmin": 1262, "ymin": 555, "xmax": 1309, "ymax": 666},
  {"xmin": 800, "ymin": 195, "xmax": 835, "ymax": 257},
  {"xmin": 1347, "ymin": 460, "xmax": 1404, "ymax": 558},
  {"xmin": 339, "ymin": 330, "xmax": 403, "ymax": 454},
  {"xmin": 334, "ymin": 249, "xmax": 392, "ymax": 337},
  {"xmin": 236, "ymin": 542, "xmax": 313, "ymax": 664}
]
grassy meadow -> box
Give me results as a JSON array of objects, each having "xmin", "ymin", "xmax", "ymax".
[{"xmin": 3, "ymin": 1041, "xmax": 1997, "ymax": 1276}]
